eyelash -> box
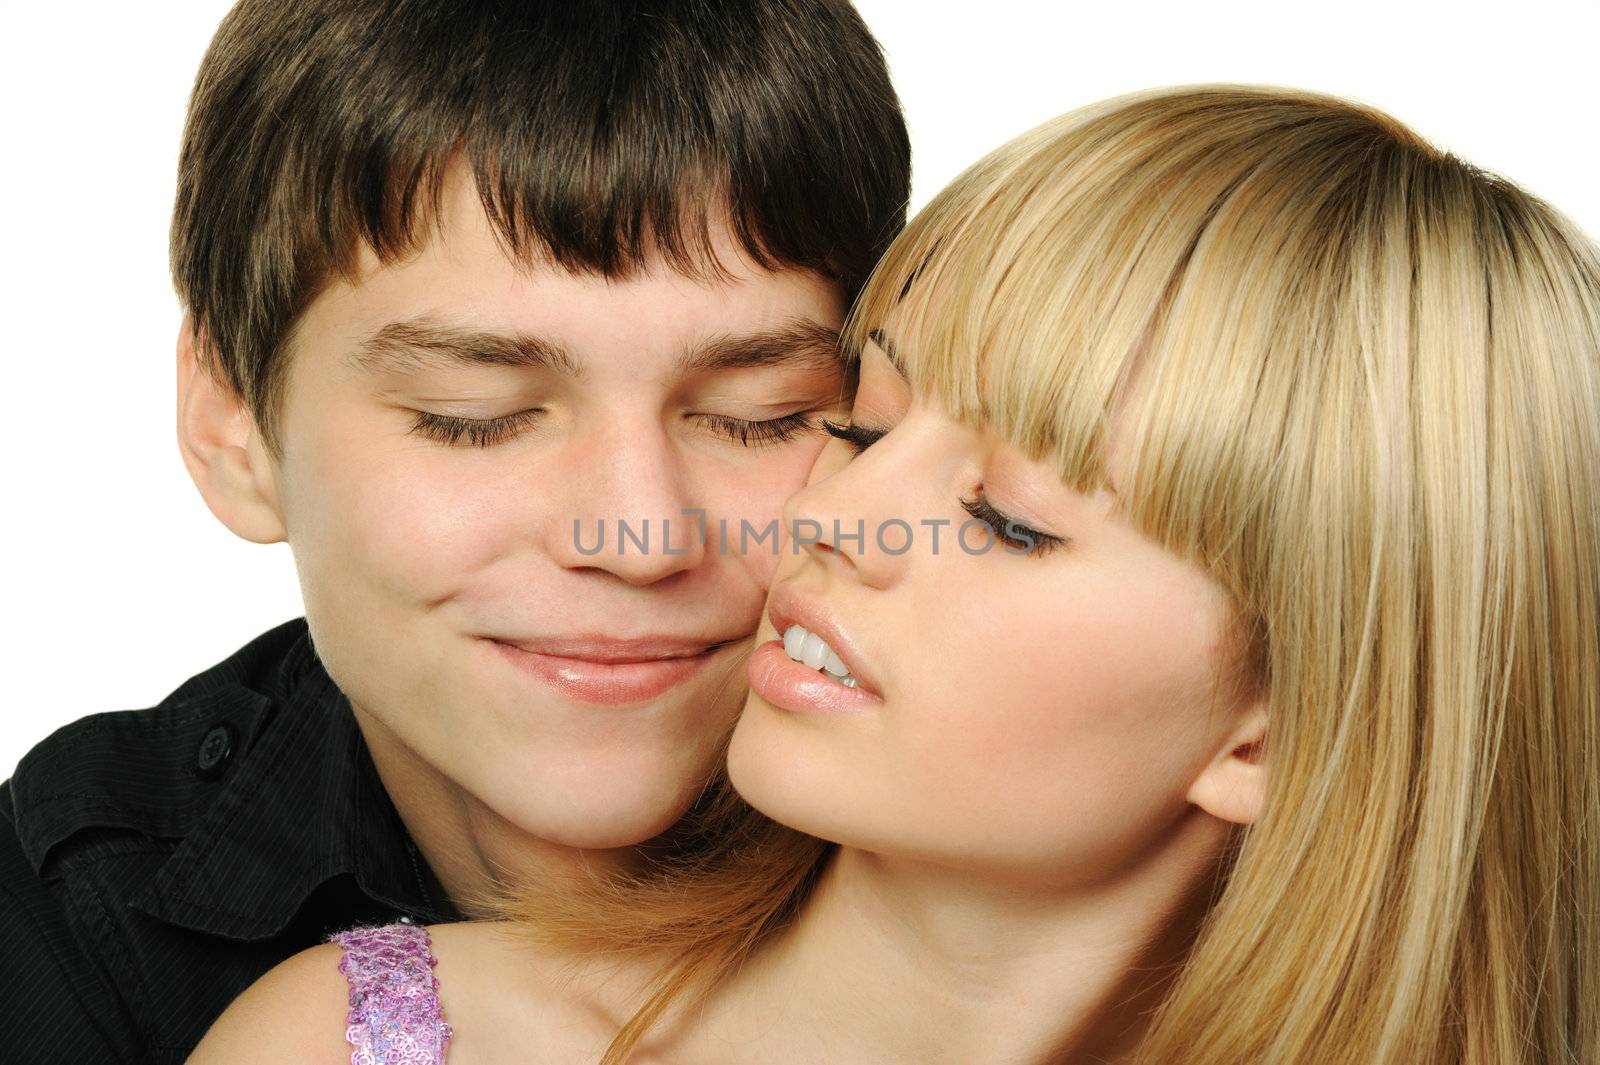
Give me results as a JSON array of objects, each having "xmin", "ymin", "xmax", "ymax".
[
  {"xmin": 821, "ymin": 418, "xmax": 1065, "ymax": 558},
  {"xmin": 695, "ymin": 412, "xmax": 818, "ymax": 447},
  {"xmin": 820, "ymin": 417, "xmax": 886, "ymax": 451},
  {"xmin": 409, "ymin": 409, "xmax": 820, "ymax": 449},
  {"xmin": 410, "ymin": 409, "xmax": 544, "ymax": 448},
  {"xmin": 958, "ymin": 493, "xmax": 1064, "ymax": 557}
]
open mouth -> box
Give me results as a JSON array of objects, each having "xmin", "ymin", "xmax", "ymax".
[{"xmin": 779, "ymin": 624, "xmax": 858, "ymax": 687}]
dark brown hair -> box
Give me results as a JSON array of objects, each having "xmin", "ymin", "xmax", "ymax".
[{"xmin": 171, "ymin": 0, "xmax": 910, "ymax": 456}]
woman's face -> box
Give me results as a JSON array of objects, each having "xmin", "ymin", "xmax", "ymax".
[{"xmin": 729, "ymin": 338, "xmax": 1264, "ymax": 886}]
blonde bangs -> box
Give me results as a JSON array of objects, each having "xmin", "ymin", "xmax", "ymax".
[{"xmin": 845, "ymin": 84, "xmax": 1442, "ymax": 594}]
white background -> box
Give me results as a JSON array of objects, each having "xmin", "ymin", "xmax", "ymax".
[{"xmin": 2, "ymin": 0, "xmax": 1597, "ymax": 776}]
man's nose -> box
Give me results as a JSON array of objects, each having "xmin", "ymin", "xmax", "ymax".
[{"xmin": 544, "ymin": 418, "xmax": 708, "ymax": 585}]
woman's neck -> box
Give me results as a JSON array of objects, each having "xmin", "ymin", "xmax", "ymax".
[{"xmin": 685, "ymin": 807, "xmax": 1233, "ymax": 1065}]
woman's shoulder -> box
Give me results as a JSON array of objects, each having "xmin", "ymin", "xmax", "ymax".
[
  {"xmin": 188, "ymin": 918, "xmax": 661, "ymax": 1064},
  {"xmin": 187, "ymin": 939, "xmax": 352, "ymax": 1064},
  {"xmin": 191, "ymin": 920, "xmax": 463, "ymax": 1064},
  {"xmin": 427, "ymin": 918, "xmax": 666, "ymax": 1055}
]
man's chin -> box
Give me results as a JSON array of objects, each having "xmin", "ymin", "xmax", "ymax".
[{"xmin": 485, "ymin": 769, "xmax": 711, "ymax": 853}]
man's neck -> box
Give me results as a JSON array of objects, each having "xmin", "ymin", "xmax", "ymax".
[{"xmin": 351, "ymin": 703, "xmax": 641, "ymax": 916}]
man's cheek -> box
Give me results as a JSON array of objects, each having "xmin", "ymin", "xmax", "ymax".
[
  {"xmin": 720, "ymin": 463, "xmax": 806, "ymax": 540},
  {"xmin": 314, "ymin": 472, "xmax": 495, "ymax": 603}
]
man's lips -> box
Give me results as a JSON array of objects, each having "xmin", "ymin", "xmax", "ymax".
[
  {"xmin": 486, "ymin": 633, "xmax": 750, "ymax": 707},
  {"xmin": 489, "ymin": 634, "xmax": 743, "ymax": 663}
]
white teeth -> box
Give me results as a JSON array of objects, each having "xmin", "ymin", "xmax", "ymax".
[
  {"xmin": 781, "ymin": 624, "xmax": 858, "ymax": 687},
  {"xmin": 799, "ymin": 631, "xmax": 829, "ymax": 670},
  {"xmin": 783, "ymin": 625, "xmax": 806, "ymax": 660}
]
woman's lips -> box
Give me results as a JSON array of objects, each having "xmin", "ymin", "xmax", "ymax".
[
  {"xmin": 488, "ymin": 638, "xmax": 737, "ymax": 706},
  {"xmin": 765, "ymin": 582, "xmax": 882, "ymax": 698},
  {"xmin": 747, "ymin": 640, "xmax": 884, "ymax": 714}
]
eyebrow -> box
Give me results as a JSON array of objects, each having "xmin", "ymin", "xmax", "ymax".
[
  {"xmin": 348, "ymin": 315, "xmax": 844, "ymax": 379},
  {"xmin": 349, "ymin": 317, "xmax": 580, "ymax": 377},
  {"xmin": 866, "ymin": 328, "xmax": 909, "ymax": 378},
  {"xmin": 675, "ymin": 319, "xmax": 843, "ymax": 375}
]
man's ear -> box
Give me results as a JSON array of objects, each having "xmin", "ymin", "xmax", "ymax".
[
  {"xmin": 1186, "ymin": 702, "xmax": 1268, "ymax": 826},
  {"xmin": 176, "ymin": 316, "xmax": 288, "ymax": 545}
]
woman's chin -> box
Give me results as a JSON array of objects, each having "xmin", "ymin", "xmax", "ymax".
[
  {"xmin": 726, "ymin": 694, "xmax": 811, "ymax": 824},
  {"xmin": 726, "ymin": 692, "xmax": 854, "ymax": 847}
]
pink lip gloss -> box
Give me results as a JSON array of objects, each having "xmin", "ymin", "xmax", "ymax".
[{"xmin": 747, "ymin": 640, "xmax": 883, "ymax": 714}]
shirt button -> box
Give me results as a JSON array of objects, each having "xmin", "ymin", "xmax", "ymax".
[{"xmin": 195, "ymin": 723, "xmax": 238, "ymax": 780}]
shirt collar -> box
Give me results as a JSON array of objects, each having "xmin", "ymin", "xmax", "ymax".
[{"xmin": 131, "ymin": 626, "xmax": 459, "ymax": 939}]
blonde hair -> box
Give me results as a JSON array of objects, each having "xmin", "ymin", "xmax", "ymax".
[{"xmin": 495, "ymin": 85, "xmax": 1600, "ymax": 1064}]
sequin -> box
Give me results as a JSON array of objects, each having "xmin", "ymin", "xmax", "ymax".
[{"xmin": 331, "ymin": 922, "xmax": 453, "ymax": 1065}]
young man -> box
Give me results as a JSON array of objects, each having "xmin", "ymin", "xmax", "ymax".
[{"xmin": 0, "ymin": 2, "xmax": 908, "ymax": 1061}]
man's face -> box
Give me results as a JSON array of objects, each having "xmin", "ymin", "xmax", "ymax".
[{"xmin": 266, "ymin": 165, "xmax": 847, "ymax": 849}]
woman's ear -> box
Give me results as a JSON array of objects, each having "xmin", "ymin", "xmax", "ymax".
[
  {"xmin": 175, "ymin": 316, "xmax": 288, "ymax": 545},
  {"xmin": 1186, "ymin": 703, "xmax": 1268, "ymax": 825}
]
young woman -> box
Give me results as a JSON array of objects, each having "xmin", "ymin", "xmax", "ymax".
[{"xmin": 191, "ymin": 84, "xmax": 1599, "ymax": 1065}]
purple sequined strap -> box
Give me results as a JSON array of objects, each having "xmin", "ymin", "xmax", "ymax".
[{"xmin": 332, "ymin": 922, "xmax": 453, "ymax": 1065}]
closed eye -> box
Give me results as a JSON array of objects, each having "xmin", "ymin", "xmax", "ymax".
[
  {"xmin": 695, "ymin": 411, "xmax": 819, "ymax": 447},
  {"xmin": 410, "ymin": 408, "xmax": 544, "ymax": 448},
  {"xmin": 960, "ymin": 492, "xmax": 1066, "ymax": 558},
  {"xmin": 823, "ymin": 418, "xmax": 1066, "ymax": 559},
  {"xmin": 410, "ymin": 409, "xmax": 825, "ymax": 449},
  {"xmin": 821, "ymin": 418, "xmax": 889, "ymax": 452}
]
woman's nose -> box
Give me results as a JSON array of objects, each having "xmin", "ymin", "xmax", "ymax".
[{"xmin": 782, "ymin": 416, "xmax": 955, "ymax": 588}]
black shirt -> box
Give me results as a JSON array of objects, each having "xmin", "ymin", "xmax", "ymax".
[{"xmin": 1, "ymin": 618, "xmax": 462, "ymax": 1065}]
